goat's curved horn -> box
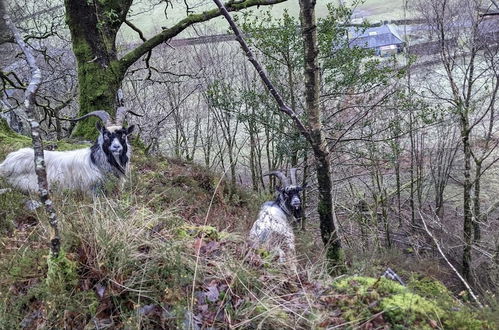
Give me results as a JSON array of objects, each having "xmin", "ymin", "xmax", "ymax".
[
  {"xmin": 290, "ymin": 168, "xmax": 298, "ymax": 185},
  {"xmin": 264, "ymin": 170, "xmax": 289, "ymax": 187},
  {"xmin": 71, "ymin": 110, "xmax": 112, "ymax": 126},
  {"xmin": 115, "ymin": 106, "xmax": 127, "ymax": 125}
]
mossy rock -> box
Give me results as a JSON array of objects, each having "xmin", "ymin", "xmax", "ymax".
[{"xmin": 332, "ymin": 276, "xmax": 489, "ymax": 329}]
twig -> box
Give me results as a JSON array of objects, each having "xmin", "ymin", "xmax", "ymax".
[
  {"xmin": 419, "ymin": 211, "xmax": 482, "ymax": 307},
  {"xmin": 211, "ymin": 0, "xmax": 312, "ymax": 145}
]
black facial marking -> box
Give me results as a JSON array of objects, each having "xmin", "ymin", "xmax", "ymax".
[
  {"xmin": 276, "ymin": 186, "xmax": 304, "ymax": 219},
  {"xmin": 101, "ymin": 128, "xmax": 129, "ymax": 175}
]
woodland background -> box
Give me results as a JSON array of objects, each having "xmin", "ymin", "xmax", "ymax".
[{"xmin": 0, "ymin": 0, "xmax": 498, "ymax": 328}]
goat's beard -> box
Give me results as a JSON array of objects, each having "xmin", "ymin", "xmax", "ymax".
[
  {"xmin": 291, "ymin": 206, "xmax": 303, "ymax": 219},
  {"xmin": 112, "ymin": 152, "xmax": 127, "ymax": 175},
  {"xmin": 104, "ymin": 147, "xmax": 127, "ymax": 176}
]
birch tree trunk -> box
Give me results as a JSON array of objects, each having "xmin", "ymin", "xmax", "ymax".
[{"xmin": 6, "ymin": 14, "xmax": 60, "ymax": 258}]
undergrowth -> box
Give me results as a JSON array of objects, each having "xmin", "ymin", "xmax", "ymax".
[{"xmin": 0, "ymin": 139, "xmax": 495, "ymax": 329}]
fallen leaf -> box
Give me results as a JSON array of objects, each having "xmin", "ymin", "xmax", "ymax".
[
  {"xmin": 95, "ymin": 283, "xmax": 106, "ymax": 298},
  {"xmin": 205, "ymin": 284, "xmax": 219, "ymax": 302}
]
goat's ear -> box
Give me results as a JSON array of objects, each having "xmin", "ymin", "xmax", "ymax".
[{"xmin": 126, "ymin": 125, "xmax": 135, "ymax": 135}]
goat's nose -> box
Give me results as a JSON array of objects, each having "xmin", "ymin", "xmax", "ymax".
[
  {"xmin": 110, "ymin": 144, "xmax": 122, "ymax": 152},
  {"xmin": 291, "ymin": 198, "xmax": 301, "ymax": 208}
]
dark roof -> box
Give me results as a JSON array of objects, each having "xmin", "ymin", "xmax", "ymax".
[{"xmin": 349, "ymin": 24, "xmax": 404, "ymax": 49}]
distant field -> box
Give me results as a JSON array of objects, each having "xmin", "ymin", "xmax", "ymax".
[
  {"xmin": 121, "ymin": 1, "xmax": 330, "ymax": 41},
  {"xmin": 119, "ymin": 0, "xmax": 413, "ymax": 42},
  {"xmin": 346, "ymin": 0, "xmax": 410, "ymax": 22}
]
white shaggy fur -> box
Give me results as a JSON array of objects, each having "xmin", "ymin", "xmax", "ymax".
[
  {"xmin": 0, "ymin": 147, "xmax": 103, "ymax": 193},
  {"xmin": 249, "ymin": 201, "xmax": 297, "ymax": 267}
]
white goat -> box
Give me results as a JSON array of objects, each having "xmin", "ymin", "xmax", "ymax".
[
  {"xmin": 249, "ymin": 168, "xmax": 305, "ymax": 268},
  {"xmin": 0, "ymin": 109, "xmax": 134, "ymax": 194}
]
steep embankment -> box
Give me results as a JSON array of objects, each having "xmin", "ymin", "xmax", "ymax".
[{"xmin": 0, "ymin": 125, "xmax": 491, "ymax": 328}]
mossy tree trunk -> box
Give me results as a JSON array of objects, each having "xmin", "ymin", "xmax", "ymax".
[
  {"xmin": 63, "ymin": 0, "xmax": 287, "ymax": 138},
  {"xmin": 64, "ymin": 0, "xmax": 131, "ymax": 139}
]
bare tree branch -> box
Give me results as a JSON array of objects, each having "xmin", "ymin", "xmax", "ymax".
[
  {"xmin": 210, "ymin": 0, "xmax": 311, "ymax": 143},
  {"xmin": 119, "ymin": 0, "xmax": 288, "ymax": 74},
  {"xmin": 419, "ymin": 211, "xmax": 482, "ymax": 307}
]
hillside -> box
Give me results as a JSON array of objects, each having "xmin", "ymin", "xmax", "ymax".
[{"xmin": 0, "ymin": 124, "xmax": 492, "ymax": 329}]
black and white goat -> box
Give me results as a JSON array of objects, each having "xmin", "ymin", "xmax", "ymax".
[
  {"xmin": 0, "ymin": 108, "xmax": 134, "ymax": 194},
  {"xmin": 249, "ymin": 168, "xmax": 305, "ymax": 268}
]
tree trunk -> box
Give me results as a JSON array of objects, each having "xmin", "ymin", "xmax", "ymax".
[
  {"xmin": 300, "ymin": 151, "xmax": 308, "ymax": 231},
  {"xmin": 0, "ymin": 0, "xmax": 13, "ymax": 44},
  {"xmin": 299, "ymin": 0, "xmax": 344, "ymax": 267},
  {"xmin": 461, "ymin": 120, "xmax": 473, "ymax": 284},
  {"xmin": 249, "ymin": 117, "xmax": 259, "ymax": 191},
  {"xmin": 64, "ymin": 0, "xmax": 130, "ymax": 138},
  {"xmin": 286, "ymin": 62, "xmax": 300, "ymax": 167},
  {"xmin": 472, "ymin": 162, "xmax": 481, "ymax": 242},
  {"xmin": 6, "ymin": 13, "xmax": 60, "ymax": 257}
]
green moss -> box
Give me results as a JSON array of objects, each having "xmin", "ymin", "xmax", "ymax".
[
  {"xmin": 380, "ymin": 292, "xmax": 444, "ymax": 326},
  {"xmin": 326, "ymin": 246, "xmax": 346, "ymax": 273},
  {"xmin": 0, "ymin": 118, "xmax": 31, "ymax": 155},
  {"xmin": 334, "ymin": 276, "xmax": 406, "ymax": 296},
  {"xmin": 71, "ymin": 37, "xmax": 124, "ymax": 140},
  {"xmin": 0, "ymin": 117, "xmax": 14, "ymax": 135},
  {"xmin": 444, "ymin": 310, "xmax": 488, "ymax": 330},
  {"xmin": 46, "ymin": 250, "xmax": 78, "ymax": 294},
  {"xmin": 2, "ymin": 246, "xmax": 46, "ymax": 280},
  {"xmin": 257, "ymin": 247, "xmax": 271, "ymax": 259},
  {"xmin": 172, "ymin": 175, "xmax": 198, "ymax": 187},
  {"xmin": 331, "ymin": 276, "xmax": 490, "ymax": 329},
  {"xmin": 408, "ymin": 276, "xmax": 454, "ymax": 305},
  {"xmin": 0, "ymin": 118, "xmax": 89, "ymax": 159},
  {"xmin": 70, "ymin": 31, "xmax": 125, "ymax": 140},
  {"xmin": 176, "ymin": 225, "xmax": 220, "ymax": 240}
]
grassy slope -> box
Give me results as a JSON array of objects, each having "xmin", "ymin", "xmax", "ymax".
[{"xmin": 0, "ymin": 125, "xmax": 492, "ymax": 328}]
